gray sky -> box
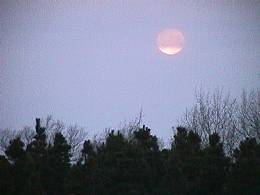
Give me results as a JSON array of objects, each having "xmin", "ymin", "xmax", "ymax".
[{"xmin": 1, "ymin": 0, "xmax": 260, "ymax": 141}]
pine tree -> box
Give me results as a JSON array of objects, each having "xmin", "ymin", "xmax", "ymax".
[
  {"xmin": 228, "ymin": 138, "xmax": 260, "ymax": 194},
  {"xmin": 0, "ymin": 155, "xmax": 13, "ymax": 195},
  {"xmin": 47, "ymin": 132, "xmax": 71, "ymax": 195},
  {"xmin": 202, "ymin": 133, "xmax": 230, "ymax": 194},
  {"xmin": 5, "ymin": 137, "xmax": 30, "ymax": 195},
  {"xmin": 26, "ymin": 118, "xmax": 48, "ymax": 195},
  {"xmin": 167, "ymin": 127, "xmax": 204, "ymax": 194},
  {"xmin": 67, "ymin": 139, "xmax": 95, "ymax": 195}
]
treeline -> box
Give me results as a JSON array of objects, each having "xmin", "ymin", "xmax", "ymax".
[{"xmin": 0, "ymin": 118, "xmax": 260, "ymax": 195}]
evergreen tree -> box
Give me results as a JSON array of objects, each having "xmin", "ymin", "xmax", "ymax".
[
  {"xmin": 1, "ymin": 117, "xmax": 260, "ymax": 195},
  {"xmin": 67, "ymin": 163, "xmax": 88, "ymax": 195},
  {"xmin": 228, "ymin": 138, "xmax": 260, "ymax": 194},
  {"xmin": 0, "ymin": 155, "xmax": 13, "ymax": 195},
  {"xmin": 26, "ymin": 118, "xmax": 48, "ymax": 195},
  {"xmin": 67, "ymin": 139, "xmax": 95, "ymax": 195},
  {"xmin": 202, "ymin": 133, "xmax": 230, "ymax": 194},
  {"xmin": 132, "ymin": 125, "xmax": 161, "ymax": 194},
  {"xmin": 47, "ymin": 132, "xmax": 71, "ymax": 195},
  {"xmin": 5, "ymin": 137, "xmax": 31, "ymax": 195},
  {"xmin": 97, "ymin": 130, "xmax": 131, "ymax": 194},
  {"xmin": 167, "ymin": 127, "xmax": 204, "ymax": 194}
]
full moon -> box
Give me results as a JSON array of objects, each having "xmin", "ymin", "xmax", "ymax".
[{"xmin": 156, "ymin": 29, "xmax": 184, "ymax": 55}]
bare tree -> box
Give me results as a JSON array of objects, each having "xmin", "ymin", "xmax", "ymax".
[
  {"xmin": 41, "ymin": 115, "xmax": 88, "ymax": 161},
  {"xmin": 89, "ymin": 110, "xmax": 144, "ymax": 152},
  {"xmin": 17, "ymin": 126, "xmax": 35, "ymax": 146},
  {"xmin": 0, "ymin": 126, "xmax": 36, "ymax": 155},
  {"xmin": 179, "ymin": 88, "xmax": 260, "ymax": 153},
  {"xmin": 64, "ymin": 125, "xmax": 87, "ymax": 161},
  {"xmin": 0, "ymin": 128, "xmax": 16, "ymax": 154},
  {"xmin": 119, "ymin": 110, "xmax": 143, "ymax": 140},
  {"xmin": 179, "ymin": 89, "xmax": 239, "ymax": 153},
  {"xmin": 42, "ymin": 115, "xmax": 66, "ymax": 143},
  {"xmin": 238, "ymin": 89, "xmax": 260, "ymax": 140}
]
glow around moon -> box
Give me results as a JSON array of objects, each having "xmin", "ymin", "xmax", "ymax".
[{"xmin": 156, "ymin": 29, "xmax": 184, "ymax": 55}]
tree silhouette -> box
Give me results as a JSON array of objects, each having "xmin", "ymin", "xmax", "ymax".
[
  {"xmin": 5, "ymin": 137, "xmax": 31, "ymax": 195},
  {"xmin": 0, "ymin": 155, "xmax": 13, "ymax": 195},
  {"xmin": 26, "ymin": 118, "xmax": 48, "ymax": 195},
  {"xmin": 47, "ymin": 132, "xmax": 71, "ymax": 195},
  {"xmin": 202, "ymin": 133, "xmax": 230, "ymax": 194},
  {"xmin": 1, "ymin": 117, "xmax": 260, "ymax": 194},
  {"xmin": 166, "ymin": 127, "xmax": 204, "ymax": 194},
  {"xmin": 228, "ymin": 138, "xmax": 260, "ymax": 194}
]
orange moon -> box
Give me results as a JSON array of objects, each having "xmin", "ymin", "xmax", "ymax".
[{"xmin": 156, "ymin": 29, "xmax": 184, "ymax": 55}]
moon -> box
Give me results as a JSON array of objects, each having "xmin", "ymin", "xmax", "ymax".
[{"xmin": 156, "ymin": 29, "xmax": 184, "ymax": 55}]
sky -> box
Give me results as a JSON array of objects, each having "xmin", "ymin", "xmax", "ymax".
[{"xmin": 1, "ymin": 0, "xmax": 260, "ymax": 142}]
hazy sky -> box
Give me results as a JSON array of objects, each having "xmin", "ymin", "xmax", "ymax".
[{"xmin": 1, "ymin": 0, "xmax": 260, "ymax": 141}]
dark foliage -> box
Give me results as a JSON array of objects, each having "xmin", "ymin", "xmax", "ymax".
[{"xmin": 0, "ymin": 119, "xmax": 260, "ymax": 195}]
